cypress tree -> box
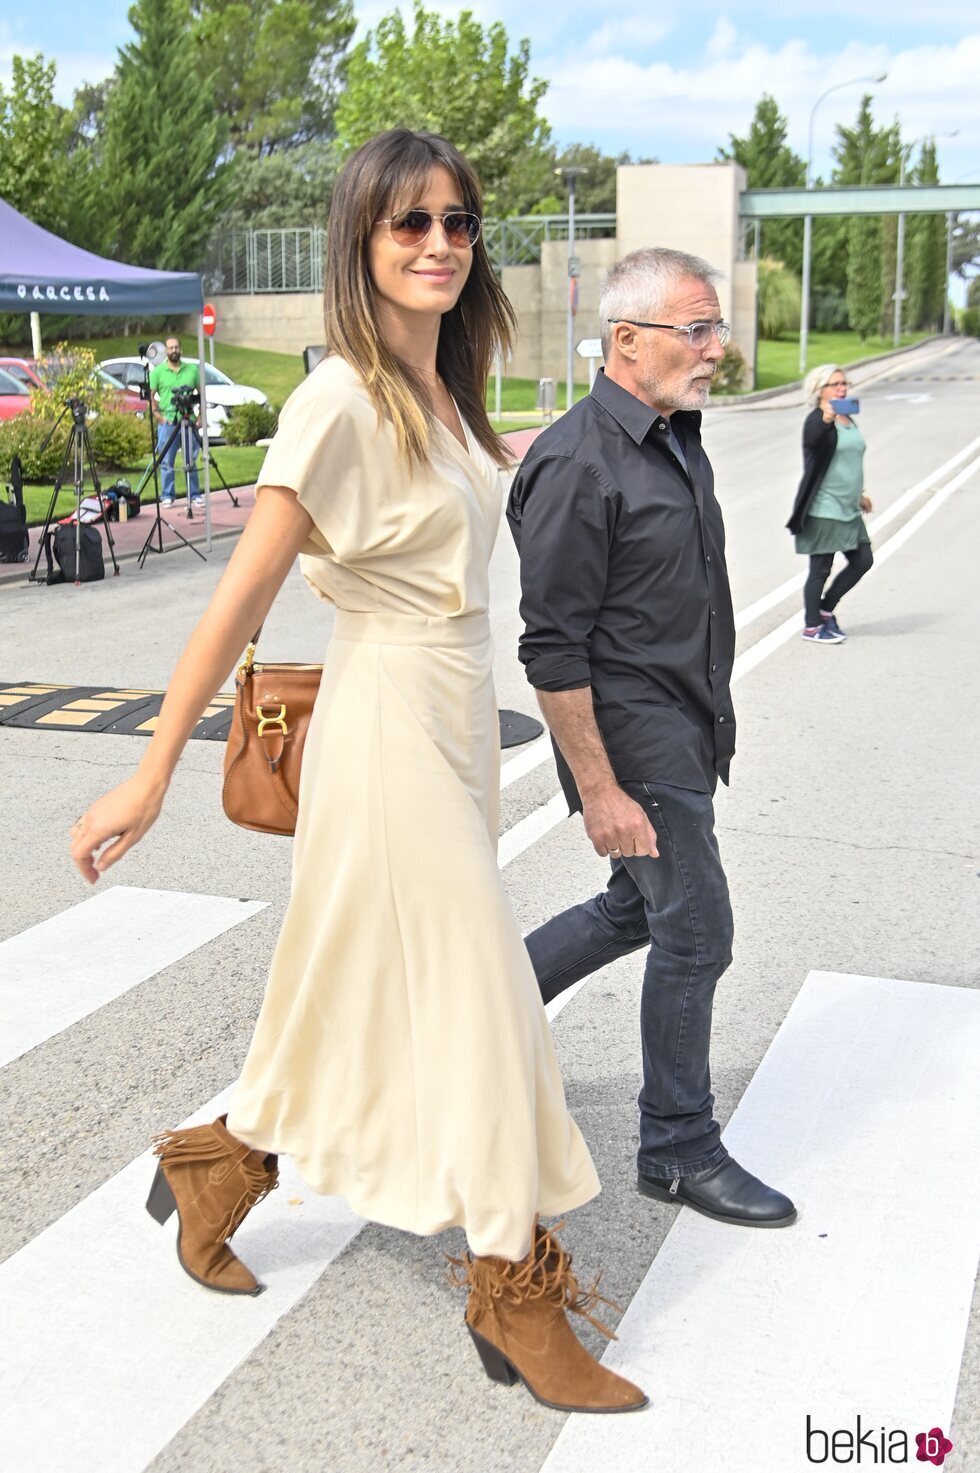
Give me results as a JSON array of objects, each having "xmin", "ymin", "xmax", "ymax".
[
  {"xmin": 100, "ymin": 0, "xmax": 228, "ymax": 270},
  {"xmin": 906, "ymin": 142, "xmax": 947, "ymax": 330}
]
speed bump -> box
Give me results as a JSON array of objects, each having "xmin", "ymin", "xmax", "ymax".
[
  {"xmin": 0, "ymin": 683, "xmax": 235, "ymax": 741},
  {"xmin": 0, "ymin": 683, "xmax": 543, "ymax": 748}
]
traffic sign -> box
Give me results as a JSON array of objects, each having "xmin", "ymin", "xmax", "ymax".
[
  {"xmin": 202, "ymin": 302, "xmax": 217, "ymax": 337},
  {"xmin": 576, "ymin": 337, "xmax": 602, "ymax": 359}
]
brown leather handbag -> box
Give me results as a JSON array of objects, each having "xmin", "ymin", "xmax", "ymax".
[{"xmin": 221, "ymin": 629, "xmax": 323, "ymax": 836}]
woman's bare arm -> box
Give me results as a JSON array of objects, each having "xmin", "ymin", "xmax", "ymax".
[{"xmin": 69, "ymin": 486, "xmax": 314, "ymax": 881}]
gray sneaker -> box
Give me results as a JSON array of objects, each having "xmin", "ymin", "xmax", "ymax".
[{"xmin": 802, "ymin": 624, "xmax": 843, "ymax": 644}]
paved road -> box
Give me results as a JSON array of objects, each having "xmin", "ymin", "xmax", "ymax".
[{"xmin": 1, "ymin": 337, "xmax": 978, "ymax": 1473}]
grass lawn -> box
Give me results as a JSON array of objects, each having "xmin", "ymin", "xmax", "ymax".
[
  {"xmin": 754, "ymin": 331, "xmax": 931, "ymax": 391},
  {"xmin": 22, "ymin": 445, "xmax": 265, "ymax": 526},
  {"xmin": 5, "ymin": 329, "xmax": 934, "ymax": 472},
  {"xmin": 2, "ymin": 332, "xmax": 306, "ymax": 410}
]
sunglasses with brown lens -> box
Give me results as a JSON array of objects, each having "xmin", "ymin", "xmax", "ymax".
[{"xmin": 375, "ymin": 208, "xmax": 482, "ymax": 249}]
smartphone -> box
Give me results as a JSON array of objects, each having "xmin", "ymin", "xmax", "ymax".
[{"xmin": 829, "ymin": 396, "xmax": 860, "ymax": 415}]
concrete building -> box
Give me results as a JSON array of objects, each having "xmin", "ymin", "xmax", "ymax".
[{"xmin": 207, "ymin": 160, "xmax": 758, "ymax": 389}]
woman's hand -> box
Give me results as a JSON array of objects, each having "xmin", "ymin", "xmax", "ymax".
[
  {"xmin": 859, "ymin": 494, "xmax": 873, "ymax": 513},
  {"xmin": 821, "ymin": 402, "xmax": 837, "ymax": 424},
  {"xmin": 69, "ymin": 775, "xmax": 167, "ymax": 884}
]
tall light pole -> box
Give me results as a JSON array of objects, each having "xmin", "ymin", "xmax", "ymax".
[
  {"xmin": 945, "ymin": 168, "xmax": 980, "ymax": 334},
  {"xmin": 799, "ymin": 71, "xmax": 888, "ymax": 377},
  {"xmin": 557, "ymin": 166, "xmax": 587, "ymax": 412},
  {"xmin": 893, "ymin": 130, "xmax": 958, "ymax": 345}
]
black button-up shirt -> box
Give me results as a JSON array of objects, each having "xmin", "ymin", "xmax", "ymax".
[{"xmin": 506, "ymin": 370, "xmax": 736, "ymax": 810}]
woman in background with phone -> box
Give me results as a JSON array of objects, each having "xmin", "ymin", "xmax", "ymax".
[{"xmin": 786, "ymin": 364, "xmax": 874, "ymax": 644}]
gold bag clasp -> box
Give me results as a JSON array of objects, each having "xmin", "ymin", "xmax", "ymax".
[{"xmin": 257, "ymin": 702, "xmax": 288, "ymax": 738}]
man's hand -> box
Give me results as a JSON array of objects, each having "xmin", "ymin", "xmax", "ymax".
[
  {"xmin": 859, "ymin": 493, "xmax": 873, "ymax": 513},
  {"xmin": 582, "ymin": 781, "xmax": 659, "ymax": 860}
]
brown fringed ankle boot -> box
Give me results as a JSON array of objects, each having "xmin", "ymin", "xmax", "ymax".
[
  {"xmin": 449, "ymin": 1221, "xmax": 648, "ymax": 1413},
  {"xmin": 146, "ymin": 1115, "xmax": 278, "ymax": 1296}
]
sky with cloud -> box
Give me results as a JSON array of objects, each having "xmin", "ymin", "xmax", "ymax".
[{"xmin": 2, "ymin": 2, "xmax": 979, "ymax": 185}]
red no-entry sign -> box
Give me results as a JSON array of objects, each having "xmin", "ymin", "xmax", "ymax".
[{"xmin": 202, "ymin": 302, "xmax": 217, "ymax": 337}]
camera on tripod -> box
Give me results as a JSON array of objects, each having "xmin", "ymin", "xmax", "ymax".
[
  {"xmin": 171, "ymin": 385, "xmax": 200, "ymax": 417},
  {"xmin": 64, "ymin": 397, "xmax": 89, "ymax": 427}
]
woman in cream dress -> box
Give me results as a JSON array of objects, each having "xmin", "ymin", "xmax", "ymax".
[{"xmin": 69, "ymin": 130, "xmax": 646, "ymax": 1415}]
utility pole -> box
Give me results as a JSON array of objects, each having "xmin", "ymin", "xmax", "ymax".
[{"xmin": 557, "ymin": 166, "xmax": 587, "ymax": 413}]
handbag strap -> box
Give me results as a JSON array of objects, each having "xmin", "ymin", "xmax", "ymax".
[{"xmin": 240, "ymin": 624, "xmax": 264, "ymax": 677}]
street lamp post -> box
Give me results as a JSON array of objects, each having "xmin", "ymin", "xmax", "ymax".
[
  {"xmin": 799, "ymin": 72, "xmax": 888, "ymax": 378},
  {"xmin": 557, "ymin": 166, "xmax": 587, "ymax": 413},
  {"xmin": 894, "ymin": 130, "xmax": 958, "ymax": 345}
]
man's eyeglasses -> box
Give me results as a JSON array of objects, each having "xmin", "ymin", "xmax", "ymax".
[
  {"xmin": 606, "ymin": 319, "xmax": 731, "ymax": 349},
  {"xmin": 375, "ymin": 209, "xmax": 482, "ymax": 249}
]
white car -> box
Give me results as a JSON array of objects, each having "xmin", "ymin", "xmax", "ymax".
[{"xmin": 99, "ymin": 356, "xmax": 268, "ymax": 444}]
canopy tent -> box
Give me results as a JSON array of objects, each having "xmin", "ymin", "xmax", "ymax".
[
  {"xmin": 0, "ymin": 197, "xmax": 213, "ymax": 546},
  {"xmin": 0, "ymin": 199, "xmax": 203, "ymax": 316}
]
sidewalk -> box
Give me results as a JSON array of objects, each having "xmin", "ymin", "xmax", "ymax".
[
  {"xmin": 3, "ymin": 483, "xmax": 258, "ymax": 589},
  {"xmin": 3, "ymin": 426, "xmax": 547, "ymax": 590}
]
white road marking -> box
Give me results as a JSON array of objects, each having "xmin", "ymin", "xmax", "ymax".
[
  {"xmin": 0, "ymin": 1084, "xmax": 364, "ymax": 1473},
  {"xmin": 541, "ymin": 971, "xmax": 980, "ymax": 1473},
  {"xmin": 0, "ymin": 887, "xmax": 268, "ymax": 1069},
  {"xmin": 885, "ymin": 392, "xmax": 932, "ymax": 402},
  {"xmin": 498, "ymin": 791, "xmax": 569, "ymax": 868},
  {"xmin": 500, "ymin": 732, "xmax": 552, "ymax": 788}
]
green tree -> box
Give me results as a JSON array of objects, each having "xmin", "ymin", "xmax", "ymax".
[
  {"xmin": 833, "ymin": 97, "xmax": 899, "ymax": 337},
  {"xmin": 220, "ymin": 140, "xmax": 342, "ymax": 228},
  {"xmin": 718, "ymin": 95, "xmax": 805, "ymax": 274},
  {"xmin": 756, "ymin": 257, "xmax": 802, "ymax": 339},
  {"xmin": 187, "ymin": 0, "xmax": 355, "ymax": 156},
  {"xmin": 99, "ymin": 0, "xmax": 229, "ymax": 270},
  {"xmin": 334, "ymin": 2, "xmax": 551, "ymax": 215},
  {"xmin": 905, "ymin": 141, "xmax": 947, "ymax": 330},
  {"xmin": 0, "ymin": 54, "xmax": 73, "ymax": 233}
]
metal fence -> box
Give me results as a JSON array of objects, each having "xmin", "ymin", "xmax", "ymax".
[{"xmin": 203, "ymin": 215, "xmax": 617, "ymax": 293}]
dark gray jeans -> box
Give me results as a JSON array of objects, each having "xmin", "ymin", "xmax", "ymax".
[{"xmin": 525, "ymin": 781, "xmax": 734, "ymax": 1180}]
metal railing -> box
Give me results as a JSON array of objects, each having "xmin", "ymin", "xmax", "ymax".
[{"xmin": 202, "ymin": 215, "xmax": 617, "ymax": 293}]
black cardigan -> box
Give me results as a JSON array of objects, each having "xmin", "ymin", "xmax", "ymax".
[{"xmin": 786, "ymin": 409, "xmax": 838, "ymax": 534}]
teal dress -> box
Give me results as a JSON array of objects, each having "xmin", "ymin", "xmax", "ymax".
[{"xmin": 794, "ymin": 420, "xmax": 871, "ymax": 555}]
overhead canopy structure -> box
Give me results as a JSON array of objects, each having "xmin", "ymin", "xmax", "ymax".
[
  {"xmin": 0, "ymin": 196, "xmax": 213, "ymax": 548},
  {"xmin": 0, "ymin": 198, "xmax": 203, "ymax": 316}
]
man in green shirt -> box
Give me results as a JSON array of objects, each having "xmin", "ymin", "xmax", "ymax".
[{"xmin": 149, "ymin": 337, "xmax": 203, "ymax": 507}]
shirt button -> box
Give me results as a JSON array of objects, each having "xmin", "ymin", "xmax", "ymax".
[
  {"xmin": 711, "ymin": 663, "xmax": 717, "ymax": 672},
  {"xmin": 718, "ymin": 715, "xmax": 725, "ymax": 723},
  {"xmin": 710, "ymin": 609, "xmax": 716, "ymax": 617}
]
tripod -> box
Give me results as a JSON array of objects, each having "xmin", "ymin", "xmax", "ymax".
[
  {"xmin": 29, "ymin": 400, "xmax": 119, "ymax": 585},
  {"xmin": 137, "ymin": 409, "xmax": 209, "ymax": 567}
]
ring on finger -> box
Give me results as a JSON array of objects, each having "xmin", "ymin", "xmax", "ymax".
[{"xmin": 608, "ymin": 846, "xmax": 622, "ymax": 857}]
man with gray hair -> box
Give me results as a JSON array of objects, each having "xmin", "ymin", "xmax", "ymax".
[{"xmin": 507, "ymin": 247, "xmax": 795, "ymax": 1228}]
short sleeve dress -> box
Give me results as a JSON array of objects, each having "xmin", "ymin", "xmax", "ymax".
[{"xmin": 225, "ymin": 357, "xmax": 599, "ymax": 1260}]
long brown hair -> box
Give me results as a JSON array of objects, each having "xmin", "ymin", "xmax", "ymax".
[{"xmin": 324, "ymin": 129, "xmax": 515, "ymax": 467}]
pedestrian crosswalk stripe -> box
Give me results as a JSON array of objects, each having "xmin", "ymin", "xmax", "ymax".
[
  {"xmin": 0, "ymin": 1084, "xmax": 363, "ymax": 1473},
  {"xmin": 0, "ymin": 887, "xmax": 268, "ymax": 1069},
  {"xmin": 541, "ymin": 972, "xmax": 980, "ymax": 1473}
]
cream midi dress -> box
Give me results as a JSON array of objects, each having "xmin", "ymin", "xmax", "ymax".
[{"xmin": 226, "ymin": 356, "xmax": 599, "ymax": 1260}]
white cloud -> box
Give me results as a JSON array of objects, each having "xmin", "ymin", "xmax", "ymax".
[
  {"xmin": 583, "ymin": 15, "xmax": 675, "ymax": 58},
  {"xmin": 540, "ymin": 27, "xmax": 980, "ymax": 182}
]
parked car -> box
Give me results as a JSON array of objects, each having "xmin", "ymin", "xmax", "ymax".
[
  {"xmin": 0, "ymin": 356, "xmax": 43, "ymax": 391},
  {"xmin": 0, "ymin": 365, "xmax": 32, "ymax": 421},
  {"xmin": 0, "ymin": 355, "xmax": 146, "ymax": 419},
  {"xmin": 99, "ymin": 355, "xmax": 268, "ymax": 443}
]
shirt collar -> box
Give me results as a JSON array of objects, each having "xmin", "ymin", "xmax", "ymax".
[{"xmin": 590, "ymin": 369, "xmax": 702, "ymax": 446}]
